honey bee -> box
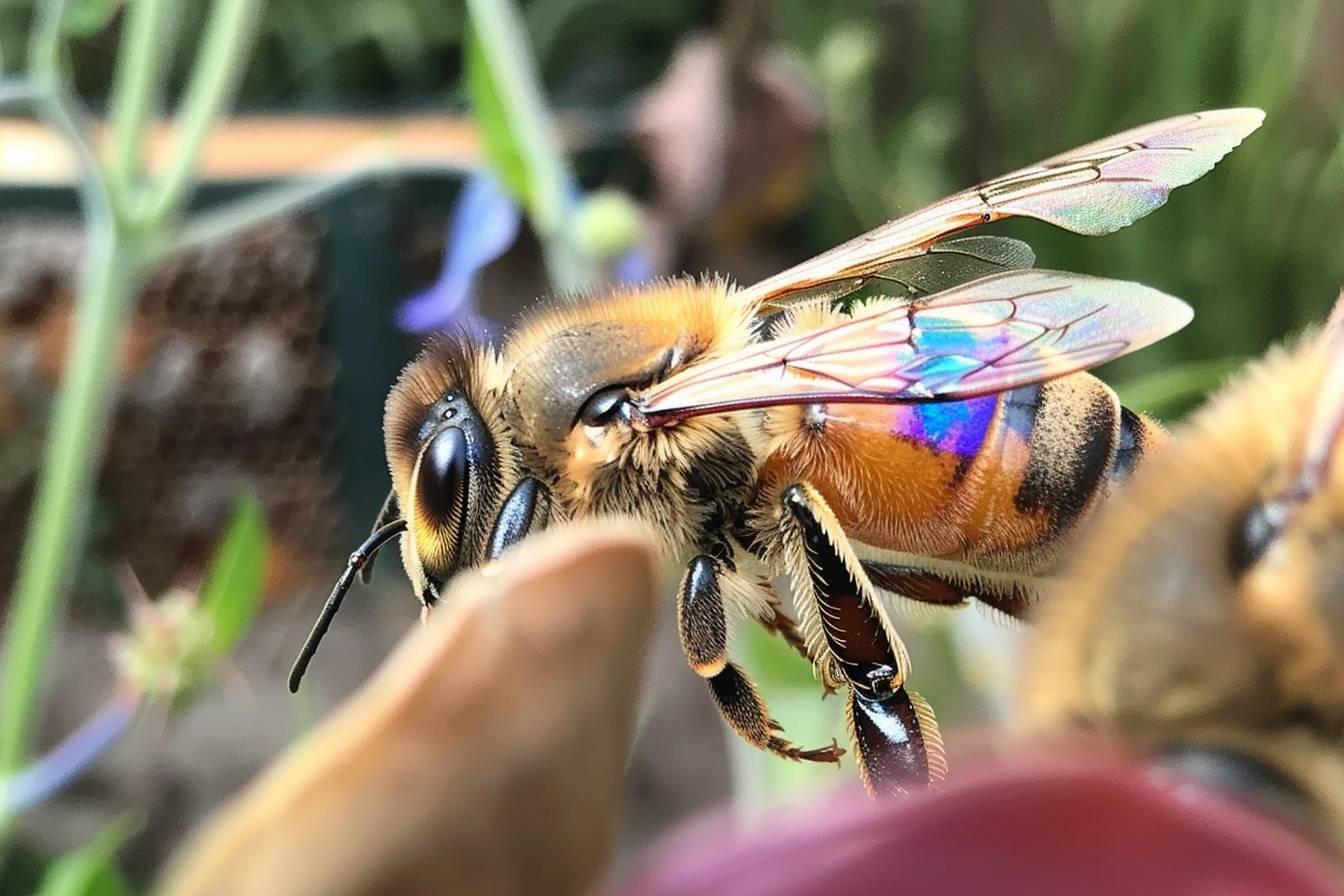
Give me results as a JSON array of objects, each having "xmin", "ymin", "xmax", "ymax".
[
  {"xmin": 290, "ymin": 109, "xmax": 1263, "ymax": 796},
  {"xmin": 1024, "ymin": 290, "xmax": 1344, "ymax": 849}
]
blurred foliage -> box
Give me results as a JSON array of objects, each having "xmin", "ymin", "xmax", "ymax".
[
  {"xmin": 0, "ymin": 0, "xmax": 718, "ymax": 107},
  {"xmin": 2, "ymin": 0, "xmax": 268, "ymax": 878},
  {"xmin": 33, "ymin": 816, "xmax": 137, "ymax": 896},
  {"xmin": 0, "ymin": 0, "xmax": 1322, "ymax": 417},
  {"xmin": 198, "ymin": 493, "xmax": 265, "ymax": 661},
  {"xmin": 1114, "ymin": 357, "xmax": 1254, "ymax": 419}
]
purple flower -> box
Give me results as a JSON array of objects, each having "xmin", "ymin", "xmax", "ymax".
[
  {"xmin": 614, "ymin": 246, "xmax": 656, "ymax": 285},
  {"xmin": 396, "ymin": 171, "xmax": 522, "ymax": 335},
  {"xmin": 1, "ymin": 689, "xmax": 139, "ymax": 814},
  {"xmin": 397, "ymin": 171, "xmax": 655, "ymax": 335}
]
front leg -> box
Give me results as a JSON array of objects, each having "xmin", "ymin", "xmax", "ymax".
[
  {"xmin": 776, "ymin": 482, "xmax": 946, "ymax": 796},
  {"xmin": 677, "ymin": 553, "xmax": 843, "ymax": 765},
  {"xmin": 420, "ymin": 477, "xmax": 550, "ymax": 626},
  {"xmin": 486, "ymin": 477, "xmax": 552, "ymax": 562},
  {"xmin": 359, "ymin": 488, "xmax": 402, "ymax": 584}
]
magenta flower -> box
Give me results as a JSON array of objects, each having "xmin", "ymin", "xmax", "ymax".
[{"xmin": 619, "ymin": 751, "xmax": 1341, "ymax": 896}]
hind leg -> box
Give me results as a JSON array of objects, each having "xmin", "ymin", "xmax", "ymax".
[{"xmin": 765, "ymin": 480, "xmax": 946, "ymax": 795}]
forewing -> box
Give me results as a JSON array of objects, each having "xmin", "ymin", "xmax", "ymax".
[
  {"xmin": 636, "ymin": 269, "xmax": 1192, "ymax": 426},
  {"xmin": 738, "ymin": 108, "xmax": 1263, "ymax": 311},
  {"xmin": 1292, "ymin": 292, "xmax": 1344, "ymax": 497}
]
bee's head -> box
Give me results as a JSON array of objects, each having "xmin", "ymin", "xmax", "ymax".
[
  {"xmin": 500, "ymin": 280, "xmax": 755, "ymax": 529},
  {"xmin": 1025, "ymin": 313, "xmax": 1344, "ymax": 848},
  {"xmin": 384, "ymin": 335, "xmax": 516, "ymax": 583}
]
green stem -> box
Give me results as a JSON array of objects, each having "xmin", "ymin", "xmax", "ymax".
[
  {"xmin": 466, "ymin": 0, "xmax": 588, "ymax": 292},
  {"xmin": 27, "ymin": 0, "xmax": 114, "ymax": 231},
  {"xmin": 0, "ymin": 231, "xmax": 144, "ymax": 850},
  {"xmin": 144, "ymin": 0, "xmax": 263, "ymax": 225},
  {"xmin": 106, "ymin": 0, "xmax": 175, "ymax": 203},
  {"xmin": 0, "ymin": 4, "xmax": 122, "ymax": 862},
  {"xmin": 1113, "ymin": 356, "xmax": 1247, "ymax": 418},
  {"xmin": 0, "ymin": 0, "xmax": 269, "ymax": 867},
  {"xmin": 159, "ymin": 151, "xmax": 474, "ymax": 262}
]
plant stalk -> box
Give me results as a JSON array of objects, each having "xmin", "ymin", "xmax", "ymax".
[
  {"xmin": 106, "ymin": 0, "xmax": 175, "ymax": 202},
  {"xmin": 0, "ymin": 0, "xmax": 267, "ymax": 866},
  {"xmin": 0, "ymin": 230, "xmax": 144, "ymax": 850},
  {"xmin": 466, "ymin": 0, "xmax": 589, "ymax": 292},
  {"xmin": 144, "ymin": 0, "xmax": 264, "ymax": 224}
]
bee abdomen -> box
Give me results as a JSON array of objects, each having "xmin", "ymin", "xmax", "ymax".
[
  {"xmin": 1013, "ymin": 377, "xmax": 1119, "ymax": 539},
  {"xmin": 1110, "ymin": 405, "xmax": 1154, "ymax": 483}
]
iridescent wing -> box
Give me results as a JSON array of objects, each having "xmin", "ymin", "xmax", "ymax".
[
  {"xmin": 848, "ymin": 235, "xmax": 1036, "ymax": 300},
  {"xmin": 761, "ymin": 235, "xmax": 1039, "ymax": 309},
  {"xmin": 1283, "ymin": 292, "xmax": 1344, "ymax": 502},
  {"xmin": 738, "ymin": 108, "xmax": 1264, "ymax": 312},
  {"xmin": 637, "ymin": 269, "xmax": 1192, "ymax": 427}
]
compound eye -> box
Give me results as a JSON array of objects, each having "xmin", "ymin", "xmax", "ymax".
[
  {"xmin": 416, "ymin": 426, "xmax": 470, "ymax": 541},
  {"xmin": 1228, "ymin": 499, "xmax": 1284, "ymax": 576},
  {"xmin": 577, "ymin": 385, "xmax": 631, "ymax": 428}
]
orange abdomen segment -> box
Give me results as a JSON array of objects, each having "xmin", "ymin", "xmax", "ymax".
[{"xmin": 758, "ymin": 374, "xmax": 1133, "ymax": 570}]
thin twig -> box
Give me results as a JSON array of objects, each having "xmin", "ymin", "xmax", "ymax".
[
  {"xmin": 25, "ymin": 0, "xmax": 116, "ymax": 229},
  {"xmin": 144, "ymin": 0, "xmax": 264, "ymax": 223},
  {"xmin": 158, "ymin": 150, "xmax": 476, "ymax": 262},
  {"xmin": 106, "ymin": 0, "xmax": 176, "ymax": 203}
]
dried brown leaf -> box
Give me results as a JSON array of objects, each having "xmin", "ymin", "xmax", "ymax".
[
  {"xmin": 631, "ymin": 35, "xmax": 823, "ymax": 237},
  {"xmin": 156, "ymin": 519, "xmax": 661, "ymax": 896}
]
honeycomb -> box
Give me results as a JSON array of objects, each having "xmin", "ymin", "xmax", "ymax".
[{"xmin": 0, "ymin": 216, "xmax": 341, "ymax": 612}]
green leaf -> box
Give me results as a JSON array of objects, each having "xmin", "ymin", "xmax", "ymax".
[
  {"xmin": 464, "ymin": 0, "xmax": 592, "ymax": 292},
  {"xmin": 464, "ymin": 21, "xmax": 531, "ymax": 208},
  {"xmin": 35, "ymin": 815, "xmax": 139, "ymax": 896},
  {"xmin": 200, "ymin": 493, "xmax": 267, "ymax": 657},
  {"xmin": 63, "ymin": 0, "xmax": 125, "ymax": 38}
]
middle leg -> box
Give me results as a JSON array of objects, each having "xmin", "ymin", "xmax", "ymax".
[{"xmin": 677, "ymin": 551, "xmax": 844, "ymax": 764}]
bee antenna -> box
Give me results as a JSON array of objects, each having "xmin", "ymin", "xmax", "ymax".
[{"xmin": 288, "ymin": 518, "xmax": 409, "ymax": 693}]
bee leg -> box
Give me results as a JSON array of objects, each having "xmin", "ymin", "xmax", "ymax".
[
  {"xmin": 677, "ymin": 554, "xmax": 844, "ymax": 765},
  {"xmin": 754, "ymin": 589, "xmax": 810, "ymax": 659},
  {"xmin": 755, "ymin": 595, "xmax": 839, "ymax": 698},
  {"xmin": 486, "ymin": 477, "xmax": 551, "ymax": 562},
  {"xmin": 845, "ymin": 685, "xmax": 945, "ymax": 796},
  {"xmin": 778, "ymin": 483, "xmax": 946, "ymax": 795},
  {"xmin": 358, "ymin": 489, "xmax": 401, "ymax": 585},
  {"xmin": 417, "ymin": 576, "xmax": 442, "ymax": 624}
]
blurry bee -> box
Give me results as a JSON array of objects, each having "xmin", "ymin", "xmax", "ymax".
[
  {"xmin": 290, "ymin": 109, "xmax": 1263, "ymax": 796},
  {"xmin": 1025, "ymin": 291, "xmax": 1344, "ymax": 848}
]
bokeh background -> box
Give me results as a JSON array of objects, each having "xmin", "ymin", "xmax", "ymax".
[{"xmin": 1, "ymin": 0, "xmax": 1342, "ymax": 891}]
